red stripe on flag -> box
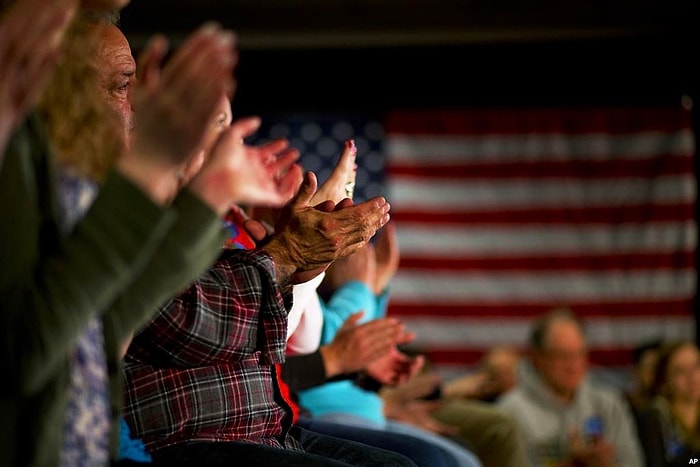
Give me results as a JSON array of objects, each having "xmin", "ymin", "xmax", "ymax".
[
  {"xmin": 398, "ymin": 251, "xmax": 696, "ymax": 271},
  {"xmin": 419, "ymin": 348, "xmax": 637, "ymax": 367},
  {"xmin": 387, "ymin": 155, "xmax": 693, "ymax": 180}
]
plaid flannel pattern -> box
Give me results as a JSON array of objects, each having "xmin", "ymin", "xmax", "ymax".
[{"xmin": 123, "ymin": 249, "xmax": 300, "ymax": 452}]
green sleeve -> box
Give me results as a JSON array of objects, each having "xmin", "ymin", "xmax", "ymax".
[
  {"xmin": 0, "ymin": 118, "xmax": 176, "ymax": 395},
  {"xmin": 104, "ymin": 188, "xmax": 226, "ymax": 357}
]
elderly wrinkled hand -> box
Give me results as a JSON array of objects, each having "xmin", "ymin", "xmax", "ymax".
[{"xmin": 263, "ymin": 171, "xmax": 390, "ymax": 282}]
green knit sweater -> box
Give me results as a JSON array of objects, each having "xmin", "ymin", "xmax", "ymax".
[{"xmin": 0, "ymin": 115, "xmax": 226, "ymax": 466}]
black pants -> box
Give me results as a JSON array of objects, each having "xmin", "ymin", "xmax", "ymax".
[{"xmin": 149, "ymin": 426, "xmax": 417, "ymax": 467}]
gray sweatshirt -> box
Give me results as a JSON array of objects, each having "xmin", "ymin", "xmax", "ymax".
[{"xmin": 497, "ymin": 363, "xmax": 643, "ymax": 467}]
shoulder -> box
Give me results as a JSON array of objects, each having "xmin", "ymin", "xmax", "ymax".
[
  {"xmin": 585, "ymin": 382, "xmax": 628, "ymax": 406},
  {"xmin": 497, "ymin": 387, "xmax": 528, "ymax": 408}
]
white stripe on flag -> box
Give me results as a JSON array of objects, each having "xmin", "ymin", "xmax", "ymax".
[
  {"xmin": 390, "ymin": 269, "xmax": 696, "ymax": 302},
  {"xmin": 388, "ymin": 175, "xmax": 696, "ymax": 210},
  {"xmin": 397, "ymin": 315, "xmax": 695, "ymax": 348},
  {"xmin": 386, "ymin": 130, "xmax": 695, "ymax": 164},
  {"xmin": 396, "ymin": 222, "xmax": 697, "ymax": 256}
]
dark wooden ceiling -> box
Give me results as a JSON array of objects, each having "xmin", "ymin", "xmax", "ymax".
[
  {"xmin": 119, "ymin": 0, "xmax": 697, "ymax": 50},
  {"xmin": 116, "ymin": 1, "xmax": 699, "ymax": 116}
]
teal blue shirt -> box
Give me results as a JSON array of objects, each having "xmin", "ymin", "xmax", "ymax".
[{"xmin": 298, "ymin": 281, "xmax": 390, "ymax": 426}]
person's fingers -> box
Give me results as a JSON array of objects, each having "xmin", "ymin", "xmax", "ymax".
[
  {"xmin": 290, "ymin": 171, "xmax": 318, "ymax": 208},
  {"xmin": 230, "ymin": 116, "xmax": 262, "ymax": 141},
  {"xmin": 19, "ymin": 0, "xmax": 75, "ymax": 60},
  {"xmin": 14, "ymin": 49, "xmax": 60, "ymax": 113},
  {"xmin": 317, "ymin": 138, "xmax": 357, "ymax": 203},
  {"xmin": 162, "ymin": 25, "xmax": 236, "ymax": 129},
  {"xmin": 158, "ymin": 22, "xmax": 221, "ymax": 87},
  {"xmin": 1, "ymin": 0, "xmax": 75, "ymax": 111},
  {"xmin": 339, "ymin": 311, "xmax": 365, "ymax": 332},
  {"xmin": 259, "ymin": 138, "xmax": 291, "ymax": 161},
  {"xmin": 135, "ymin": 34, "xmax": 168, "ymax": 89},
  {"xmin": 396, "ymin": 328, "xmax": 416, "ymax": 345},
  {"xmin": 271, "ymin": 162, "xmax": 303, "ymax": 205},
  {"xmin": 356, "ymin": 196, "xmax": 391, "ymax": 230},
  {"xmin": 333, "ymin": 198, "xmax": 355, "ymax": 210},
  {"xmin": 269, "ymin": 147, "xmax": 301, "ymax": 175},
  {"xmin": 313, "ymin": 200, "xmax": 336, "ymax": 212},
  {"xmin": 242, "ymin": 218, "xmax": 268, "ymax": 243}
]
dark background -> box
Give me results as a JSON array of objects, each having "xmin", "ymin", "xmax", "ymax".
[
  {"xmin": 119, "ymin": 0, "xmax": 700, "ymax": 338},
  {"xmin": 118, "ymin": 0, "xmax": 698, "ymax": 113}
]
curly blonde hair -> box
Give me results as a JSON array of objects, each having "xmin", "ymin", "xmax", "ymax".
[{"xmin": 37, "ymin": 15, "xmax": 124, "ymax": 182}]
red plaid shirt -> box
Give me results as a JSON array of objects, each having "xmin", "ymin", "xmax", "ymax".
[{"xmin": 122, "ymin": 249, "xmax": 300, "ymax": 452}]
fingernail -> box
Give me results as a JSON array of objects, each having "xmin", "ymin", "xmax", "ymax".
[
  {"xmin": 346, "ymin": 139, "xmax": 357, "ymax": 155},
  {"xmin": 218, "ymin": 31, "xmax": 236, "ymax": 48},
  {"xmin": 201, "ymin": 22, "xmax": 219, "ymax": 35}
]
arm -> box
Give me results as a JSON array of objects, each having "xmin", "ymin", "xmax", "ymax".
[
  {"xmin": 286, "ymin": 278, "xmax": 325, "ymax": 355},
  {"xmin": 283, "ymin": 313, "xmax": 403, "ymax": 392},
  {"xmin": 0, "ymin": 23, "xmax": 238, "ymax": 395},
  {"xmin": 282, "ymin": 351, "xmax": 328, "ymax": 392},
  {"xmin": 321, "ymin": 282, "xmax": 377, "ymax": 342},
  {"xmin": 104, "ymin": 189, "xmax": 227, "ymax": 355},
  {"xmin": 0, "ymin": 141, "xmax": 176, "ymax": 395},
  {"xmin": 0, "ymin": 0, "xmax": 75, "ymax": 162}
]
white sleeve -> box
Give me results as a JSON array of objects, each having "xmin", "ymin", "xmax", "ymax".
[
  {"xmin": 286, "ymin": 272, "xmax": 325, "ymax": 346},
  {"xmin": 286, "ymin": 291, "xmax": 324, "ymax": 355}
]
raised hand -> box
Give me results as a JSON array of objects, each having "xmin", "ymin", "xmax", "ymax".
[
  {"xmin": 365, "ymin": 346, "xmax": 424, "ymax": 386},
  {"xmin": 382, "ymin": 371, "xmax": 444, "ymax": 403},
  {"xmin": 319, "ymin": 312, "xmax": 404, "ymax": 377},
  {"xmin": 310, "ymin": 139, "xmax": 357, "ymax": 205},
  {"xmin": 384, "ymin": 398, "xmax": 459, "ymax": 437},
  {"xmin": 567, "ymin": 429, "xmax": 616, "ymax": 467},
  {"xmin": 118, "ymin": 22, "xmax": 237, "ymax": 205},
  {"xmin": 263, "ymin": 171, "xmax": 390, "ymax": 282},
  {"xmin": 188, "ymin": 116, "xmax": 304, "ymax": 215},
  {"xmin": 324, "ymin": 242, "xmax": 377, "ymax": 292},
  {"xmin": 373, "ymin": 221, "xmax": 400, "ymax": 294},
  {"xmin": 0, "ymin": 0, "xmax": 76, "ymax": 159}
]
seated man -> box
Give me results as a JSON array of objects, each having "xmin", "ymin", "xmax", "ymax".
[
  {"xmin": 497, "ymin": 308, "xmax": 643, "ymax": 467},
  {"xmin": 122, "ymin": 171, "xmax": 414, "ymax": 466}
]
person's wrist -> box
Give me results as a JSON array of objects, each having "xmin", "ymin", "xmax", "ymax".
[
  {"xmin": 261, "ymin": 237, "xmax": 297, "ymax": 284},
  {"xmin": 116, "ymin": 155, "xmax": 179, "ymax": 206},
  {"xmin": 319, "ymin": 344, "xmax": 342, "ymax": 378},
  {"xmin": 187, "ymin": 169, "xmax": 240, "ymax": 216}
]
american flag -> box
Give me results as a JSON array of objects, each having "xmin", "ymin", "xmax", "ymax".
[{"xmin": 254, "ymin": 105, "xmax": 697, "ymax": 382}]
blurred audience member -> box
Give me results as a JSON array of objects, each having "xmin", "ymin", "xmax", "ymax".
[
  {"xmin": 441, "ymin": 346, "xmax": 522, "ymax": 403},
  {"xmin": 381, "ymin": 369, "xmax": 527, "ymax": 467},
  {"xmin": 497, "ymin": 308, "xmax": 643, "ymax": 467},
  {"xmin": 626, "ymin": 339, "xmax": 663, "ymax": 418},
  {"xmin": 637, "ymin": 341, "xmax": 700, "ymax": 467}
]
